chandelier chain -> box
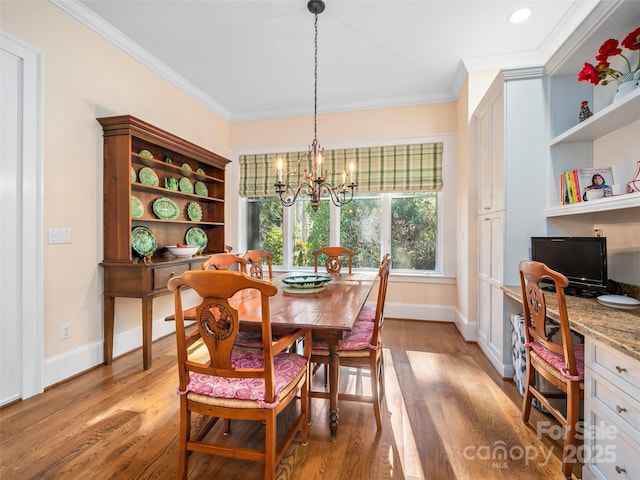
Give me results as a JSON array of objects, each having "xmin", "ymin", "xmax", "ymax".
[{"xmin": 314, "ymin": 12, "xmax": 318, "ymax": 142}]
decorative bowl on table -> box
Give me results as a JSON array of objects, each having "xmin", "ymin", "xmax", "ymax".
[
  {"xmin": 166, "ymin": 245, "xmax": 199, "ymax": 258},
  {"xmin": 281, "ymin": 274, "xmax": 332, "ymax": 289}
]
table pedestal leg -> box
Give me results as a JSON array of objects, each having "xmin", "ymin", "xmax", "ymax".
[
  {"xmin": 328, "ymin": 338, "xmax": 340, "ymax": 442},
  {"xmin": 103, "ymin": 296, "xmax": 115, "ymax": 365}
]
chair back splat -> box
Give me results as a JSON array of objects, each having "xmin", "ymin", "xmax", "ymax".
[
  {"xmin": 244, "ymin": 249, "xmax": 274, "ymax": 280},
  {"xmin": 312, "ymin": 246, "xmax": 355, "ymax": 274},
  {"xmin": 518, "ymin": 260, "xmax": 584, "ymax": 479},
  {"xmin": 168, "ymin": 270, "xmax": 311, "ymax": 480}
]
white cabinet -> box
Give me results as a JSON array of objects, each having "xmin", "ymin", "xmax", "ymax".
[
  {"xmin": 583, "ymin": 337, "xmax": 640, "ymax": 480},
  {"xmin": 473, "ymin": 70, "xmax": 548, "ymax": 377},
  {"xmin": 476, "ymin": 86, "xmax": 504, "ymax": 215}
]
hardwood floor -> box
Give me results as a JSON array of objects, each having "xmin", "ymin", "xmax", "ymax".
[{"xmin": 1, "ymin": 320, "xmax": 577, "ymax": 479}]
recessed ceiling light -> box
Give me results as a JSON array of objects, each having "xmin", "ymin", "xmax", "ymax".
[{"xmin": 508, "ymin": 7, "xmax": 532, "ymax": 24}]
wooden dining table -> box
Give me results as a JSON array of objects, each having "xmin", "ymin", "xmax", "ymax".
[{"xmin": 234, "ymin": 271, "xmax": 377, "ymax": 441}]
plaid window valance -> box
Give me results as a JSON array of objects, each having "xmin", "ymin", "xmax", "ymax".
[{"xmin": 239, "ymin": 142, "xmax": 443, "ymax": 197}]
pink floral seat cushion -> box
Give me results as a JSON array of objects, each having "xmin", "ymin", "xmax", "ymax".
[
  {"xmin": 312, "ymin": 320, "xmax": 377, "ymax": 353},
  {"xmin": 358, "ymin": 305, "xmax": 376, "ymax": 322},
  {"xmin": 527, "ymin": 341, "xmax": 585, "ymax": 381},
  {"xmin": 181, "ymin": 349, "xmax": 307, "ymax": 408}
]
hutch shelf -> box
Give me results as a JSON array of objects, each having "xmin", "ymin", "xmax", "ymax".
[{"xmin": 98, "ymin": 115, "xmax": 229, "ymax": 369}]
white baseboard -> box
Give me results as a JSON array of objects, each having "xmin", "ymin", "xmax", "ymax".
[
  {"xmin": 477, "ymin": 339, "xmax": 515, "ymax": 379},
  {"xmin": 44, "ymin": 318, "xmax": 177, "ymax": 388}
]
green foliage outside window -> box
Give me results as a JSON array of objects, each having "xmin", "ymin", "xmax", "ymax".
[{"xmin": 391, "ymin": 193, "xmax": 437, "ymax": 270}]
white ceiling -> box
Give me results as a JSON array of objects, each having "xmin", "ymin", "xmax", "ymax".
[{"xmin": 60, "ymin": 0, "xmax": 601, "ymax": 121}]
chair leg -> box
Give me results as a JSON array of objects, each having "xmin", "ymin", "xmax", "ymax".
[
  {"xmin": 264, "ymin": 411, "xmax": 277, "ymax": 480},
  {"xmin": 223, "ymin": 418, "xmax": 231, "ymax": 435},
  {"xmin": 522, "ymin": 357, "xmax": 535, "ymax": 423},
  {"xmin": 370, "ymin": 356, "xmax": 382, "ymax": 430},
  {"xmin": 561, "ymin": 382, "xmax": 580, "ymax": 478},
  {"xmin": 178, "ymin": 399, "xmax": 190, "ymax": 480}
]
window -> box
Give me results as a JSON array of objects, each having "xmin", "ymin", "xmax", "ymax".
[{"xmin": 247, "ymin": 191, "xmax": 437, "ymax": 272}]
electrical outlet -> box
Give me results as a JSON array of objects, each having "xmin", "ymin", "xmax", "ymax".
[
  {"xmin": 61, "ymin": 323, "xmax": 71, "ymax": 339},
  {"xmin": 594, "ymin": 228, "xmax": 603, "ymax": 237}
]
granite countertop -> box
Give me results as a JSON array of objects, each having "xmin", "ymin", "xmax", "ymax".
[{"xmin": 503, "ymin": 286, "xmax": 640, "ymax": 362}]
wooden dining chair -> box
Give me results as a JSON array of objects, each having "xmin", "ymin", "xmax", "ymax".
[
  {"xmin": 167, "ymin": 270, "xmax": 311, "ymax": 480},
  {"xmin": 202, "ymin": 252, "xmax": 247, "ymax": 273},
  {"xmin": 312, "ymin": 246, "xmax": 355, "ymax": 274},
  {"xmin": 309, "ymin": 254, "xmax": 391, "ymax": 430},
  {"xmin": 244, "ymin": 249, "xmax": 274, "ymax": 280},
  {"xmin": 519, "ymin": 260, "xmax": 584, "ymax": 479}
]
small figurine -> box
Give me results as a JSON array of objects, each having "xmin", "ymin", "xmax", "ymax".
[{"xmin": 579, "ymin": 100, "xmax": 593, "ymax": 122}]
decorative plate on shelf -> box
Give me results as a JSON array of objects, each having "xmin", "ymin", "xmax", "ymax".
[
  {"xmin": 130, "ymin": 166, "xmax": 136, "ymax": 183},
  {"xmin": 187, "ymin": 202, "xmax": 203, "ymax": 221},
  {"xmin": 152, "ymin": 197, "xmax": 180, "ymax": 220},
  {"xmin": 138, "ymin": 167, "xmax": 159, "ymax": 187},
  {"xmin": 179, "ymin": 177, "xmax": 194, "ymax": 194},
  {"xmin": 281, "ymin": 274, "xmax": 332, "ymax": 289},
  {"xmin": 181, "ymin": 163, "xmax": 192, "ymax": 173},
  {"xmin": 194, "ymin": 181, "xmax": 208, "ymax": 197},
  {"xmin": 164, "ymin": 155, "xmax": 173, "ymax": 165},
  {"xmin": 185, "ymin": 227, "xmax": 208, "ymax": 253},
  {"xmin": 138, "ymin": 149, "xmax": 155, "ymax": 166},
  {"xmin": 130, "ymin": 195, "xmax": 144, "ymax": 218},
  {"xmin": 131, "ymin": 226, "xmax": 157, "ymax": 257},
  {"xmin": 195, "ymin": 167, "xmax": 207, "ymax": 180}
]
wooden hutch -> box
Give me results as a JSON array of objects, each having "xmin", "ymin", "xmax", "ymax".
[{"xmin": 98, "ymin": 115, "xmax": 229, "ymax": 369}]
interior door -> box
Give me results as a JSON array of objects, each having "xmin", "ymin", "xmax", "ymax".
[{"xmin": 1, "ymin": 33, "xmax": 43, "ymax": 405}]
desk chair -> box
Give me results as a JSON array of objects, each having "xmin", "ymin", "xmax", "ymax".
[
  {"xmin": 312, "ymin": 246, "xmax": 355, "ymax": 274},
  {"xmin": 309, "ymin": 254, "xmax": 391, "ymax": 430},
  {"xmin": 202, "ymin": 252, "xmax": 247, "ymax": 273},
  {"xmin": 168, "ymin": 270, "xmax": 311, "ymax": 480},
  {"xmin": 244, "ymin": 249, "xmax": 274, "ymax": 280},
  {"xmin": 519, "ymin": 260, "xmax": 584, "ymax": 479}
]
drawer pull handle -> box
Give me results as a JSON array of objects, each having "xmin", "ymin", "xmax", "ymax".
[
  {"xmin": 615, "ymin": 366, "xmax": 627, "ymax": 373},
  {"xmin": 615, "ymin": 466, "xmax": 626, "ymax": 474},
  {"xmin": 615, "ymin": 405, "xmax": 627, "ymax": 414}
]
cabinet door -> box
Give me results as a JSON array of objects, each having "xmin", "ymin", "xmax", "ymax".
[{"xmin": 476, "ymin": 87, "xmax": 504, "ymax": 214}]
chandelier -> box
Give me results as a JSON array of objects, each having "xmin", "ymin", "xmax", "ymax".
[{"xmin": 274, "ymin": 0, "xmax": 356, "ymax": 212}]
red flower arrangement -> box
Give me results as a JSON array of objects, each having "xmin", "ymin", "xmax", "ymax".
[{"xmin": 578, "ymin": 27, "xmax": 640, "ymax": 85}]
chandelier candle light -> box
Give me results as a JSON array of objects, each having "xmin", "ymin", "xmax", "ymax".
[{"xmin": 274, "ymin": 0, "xmax": 356, "ymax": 212}]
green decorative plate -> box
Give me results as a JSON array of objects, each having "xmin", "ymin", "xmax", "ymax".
[
  {"xmin": 185, "ymin": 227, "xmax": 208, "ymax": 253},
  {"xmin": 181, "ymin": 163, "xmax": 192, "ymax": 173},
  {"xmin": 179, "ymin": 177, "xmax": 194, "ymax": 194},
  {"xmin": 130, "ymin": 195, "xmax": 144, "ymax": 218},
  {"xmin": 152, "ymin": 197, "xmax": 180, "ymax": 220},
  {"xmin": 130, "ymin": 167, "xmax": 136, "ymax": 183},
  {"xmin": 194, "ymin": 181, "xmax": 208, "ymax": 197},
  {"xmin": 195, "ymin": 168, "xmax": 207, "ymax": 180},
  {"xmin": 131, "ymin": 226, "xmax": 157, "ymax": 257},
  {"xmin": 139, "ymin": 149, "xmax": 154, "ymax": 158},
  {"xmin": 164, "ymin": 155, "xmax": 173, "ymax": 165},
  {"xmin": 139, "ymin": 167, "xmax": 159, "ymax": 187},
  {"xmin": 187, "ymin": 202, "xmax": 202, "ymax": 221}
]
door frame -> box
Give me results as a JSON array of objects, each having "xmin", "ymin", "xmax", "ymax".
[{"xmin": 1, "ymin": 31, "xmax": 44, "ymax": 402}]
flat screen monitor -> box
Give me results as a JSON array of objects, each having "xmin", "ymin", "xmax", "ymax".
[{"xmin": 530, "ymin": 236, "xmax": 608, "ymax": 297}]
